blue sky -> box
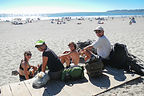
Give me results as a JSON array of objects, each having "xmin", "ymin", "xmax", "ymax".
[{"xmin": 0, "ymin": 0, "xmax": 144, "ymax": 13}]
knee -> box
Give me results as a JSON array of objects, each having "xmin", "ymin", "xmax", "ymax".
[
  {"xmin": 60, "ymin": 55, "xmax": 65, "ymax": 59},
  {"xmin": 61, "ymin": 55, "xmax": 69, "ymax": 61},
  {"xmin": 84, "ymin": 51, "xmax": 91, "ymax": 57}
]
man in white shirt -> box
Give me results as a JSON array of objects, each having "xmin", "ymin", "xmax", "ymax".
[{"xmin": 81, "ymin": 26, "xmax": 111, "ymax": 62}]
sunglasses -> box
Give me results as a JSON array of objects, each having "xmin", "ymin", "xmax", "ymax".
[
  {"xmin": 94, "ymin": 30, "xmax": 102, "ymax": 33},
  {"xmin": 35, "ymin": 45, "xmax": 43, "ymax": 48},
  {"xmin": 68, "ymin": 45, "xmax": 74, "ymax": 47},
  {"xmin": 27, "ymin": 54, "xmax": 32, "ymax": 56}
]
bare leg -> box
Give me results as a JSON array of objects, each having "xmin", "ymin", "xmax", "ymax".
[
  {"xmin": 60, "ymin": 56, "xmax": 66, "ymax": 64},
  {"xmin": 60, "ymin": 56, "xmax": 70, "ymax": 67},
  {"xmin": 65, "ymin": 57, "xmax": 70, "ymax": 67}
]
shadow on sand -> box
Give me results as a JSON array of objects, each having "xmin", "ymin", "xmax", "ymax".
[
  {"xmin": 89, "ymin": 74, "xmax": 110, "ymax": 89},
  {"xmin": 103, "ymin": 66, "xmax": 126, "ymax": 81},
  {"xmin": 42, "ymin": 80, "xmax": 65, "ymax": 96},
  {"xmin": 42, "ymin": 78, "xmax": 88, "ymax": 96}
]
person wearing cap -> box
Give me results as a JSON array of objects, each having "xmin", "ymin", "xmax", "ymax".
[
  {"xmin": 81, "ymin": 26, "xmax": 111, "ymax": 63},
  {"xmin": 59, "ymin": 42, "xmax": 80, "ymax": 68},
  {"xmin": 35, "ymin": 40, "xmax": 64, "ymax": 80},
  {"xmin": 18, "ymin": 51, "xmax": 38, "ymax": 81}
]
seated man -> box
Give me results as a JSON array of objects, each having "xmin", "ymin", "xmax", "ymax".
[
  {"xmin": 80, "ymin": 26, "xmax": 111, "ymax": 64},
  {"xmin": 35, "ymin": 40, "xmax": 64, "ymax": 79},
  {"xmin": 33, "ymin": 40, "xmax": 64, "ymax": 88},
  {"xmin": 59, "ymin": 42, "xmax": 80, "ymax": 68}
]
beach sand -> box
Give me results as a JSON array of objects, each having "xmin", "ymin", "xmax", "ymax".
[{"xmin": 0, "ymin": 17, "xmax": 144, "ymax": 95}]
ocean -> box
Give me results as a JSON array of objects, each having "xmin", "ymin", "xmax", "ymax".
[
  {"xmin": 0, "ymin": 12, "xmax": 144, "ymax": 20},
  {"xmin": 43, "ymin": 12, "xmax": 144, "ymax": 17}
]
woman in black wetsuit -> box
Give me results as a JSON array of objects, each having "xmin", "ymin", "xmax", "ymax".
[{"xmin": 18, "ymin": 51, "xmax": 38, "ymax": 81}]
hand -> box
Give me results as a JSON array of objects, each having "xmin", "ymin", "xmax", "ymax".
[
  {"xmin": 79, "ymin": 49, "xmax": 85, "ymax": 56},
  {"xmin": 37, "ymin": 64, "xmax": 40, "ymax": 68},
  {"xmin": 38, "ymin": 72, "xmax": 45, "ymax": 78}
]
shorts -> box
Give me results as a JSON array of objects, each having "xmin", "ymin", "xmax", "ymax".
[
  {"xmin": 48, "ymin": 70, "xmax": 63, "ymax": 80},
  {"xmin": 19, "ymin": 75, "xmax": 33, "ymax": 81},
  {"xmin": 86, "ymin": 54, "xmax": 99, "ymax": 62},
  {"xmin": 19, "ymin": 75, "xmax": 26, "ymax": 81}
]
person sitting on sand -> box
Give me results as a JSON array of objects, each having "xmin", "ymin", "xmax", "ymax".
[
  {"xmin": 98, "ymin": 20, "xmax": 104, "ymax": 24},
  {"xmin": 59, "ymin": 42, "xmax": 80, "ymax": 68},
  {"xmin": 80, "ymin": 26, "xmax": 111, "ymax": 64},
  {"xmin": 18, "ymin": 51, "xmax": 38, "ymax": 81},
  {"xmin": 129, "ymin": 17, "xmax": 136, "ymax": 25},
  {"xmin": 35, "ymin": 40, "xmax": 64, "ymax": 79},
  {"xmin": 32, "ymin": 40, "xmax": 64, "ymax": 88}
]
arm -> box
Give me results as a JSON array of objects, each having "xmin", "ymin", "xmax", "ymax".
[
  {"xmin": 30, "ymin": 65, "xmax": 38, "ymax": 70},
  {"xmin": 42, "ymin": 56, "xmax": 48, "ymax": 72},
  {"xmin": 83, "ymin": 45, "xmax": 93, "ymax": 51},
  {"xmin": 63, "ymin": 51, "xmax": 70, "ymax": 54}
]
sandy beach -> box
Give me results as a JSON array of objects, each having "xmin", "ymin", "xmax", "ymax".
[{"xmin": 0, "ymin": 16, "xmax": 144, "ymax": 95}]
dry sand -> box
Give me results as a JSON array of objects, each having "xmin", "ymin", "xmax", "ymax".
[{"xmin": 0, "ymin": 17, "xmax": 144, "ymax": 95}]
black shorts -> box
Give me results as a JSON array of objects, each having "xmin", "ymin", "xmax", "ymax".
[
  {"xmin": 19, "ymin": 75, "xmax": 33, "ymax": 81},
  {"xmin": 19, "ymin": 75, "xmax": 26, "ymax": 81}
]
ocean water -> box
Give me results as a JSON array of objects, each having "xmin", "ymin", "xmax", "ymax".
[
  {"xmin": 0, "ymin": 12, "xmax": 144, "ymax": 21},
  {"xmin": 43, "ymin": 12, "xmax": 144, "ymax": 17}
]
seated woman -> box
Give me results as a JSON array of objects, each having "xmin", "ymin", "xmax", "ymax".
[
  {"xmin": 18, "ymin": 51, "xmax": 38, "ymax": 81},
  {"xmin": 59, "ymin": 42, "xmax": 80, "ymax": 68}
]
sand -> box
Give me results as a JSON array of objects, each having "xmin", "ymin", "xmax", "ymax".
[{"xmin": 0, "ymin": 16, "xmax": 144, "ymax": 96}]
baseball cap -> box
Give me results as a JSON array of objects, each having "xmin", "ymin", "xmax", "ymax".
[
  {"xmin": 35, "ymin": 40, "xmax": 45, "ymax": 47},
  {"xmin": 94, "ymin": 26, "xmax": 104, "ymax": 31}
]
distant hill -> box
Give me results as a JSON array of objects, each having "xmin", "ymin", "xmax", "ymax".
[{"xmin": 107, "ymin": 9, "xmax": 144, "ymax": 13}]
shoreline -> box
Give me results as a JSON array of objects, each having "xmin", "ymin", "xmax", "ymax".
[{"xmin": 0, "ymin": 15, "xmax": 144, "ymax": 21}]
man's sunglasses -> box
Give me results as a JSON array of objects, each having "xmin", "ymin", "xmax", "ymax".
[
  {"xmin": 35, "ymin": 45, "xmax": 42, "ymax": 48},
  {"xmin": 94, "ymin": 30, "xmax": 102, "ymax": 33}
]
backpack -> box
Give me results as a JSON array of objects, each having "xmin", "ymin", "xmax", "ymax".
[
  {"xmin": 85, "ymin": 58, "xmax": 104, "ymax": 77},
  {"xmin": 109, "ymin": 43, "xmax": 144, "ymax": 76},
  {"xmin": 109, "ymin": 43, "xmax": 130, "ymax": 71},
  {"xmin": 77, "ymin": 40, "xmax": 93, "ymax": 49},
  {"xmin": 76, "ymin": 40, "xmax": 97, "ymax": 54},
  {"xmin": 61, "ymin": 66, "xmax": 84, "ymax": 82}
]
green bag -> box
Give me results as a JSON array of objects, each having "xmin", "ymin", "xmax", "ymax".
[{"xmin": 61, "ymin": 66, "xmax": 84, "ymax": 82}]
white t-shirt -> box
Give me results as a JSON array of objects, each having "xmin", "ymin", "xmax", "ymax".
[{"xmin": 92, "ymin": 35, "xmax": 111, "ymax": 59}]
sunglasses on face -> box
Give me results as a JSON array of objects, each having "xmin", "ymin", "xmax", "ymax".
[
  {"xmin": 27, "ymin": 54, "xmax": 32, "ymax": 56},
  {"xmin": 95, "ymin": 30, "xmax": 102, "ymax": 33},
  {"xmin": 68, "ymin": 45, "xmax": 74, "ymax": 48},
  {"xmin": 35, "ymin": 45, "xmax": 43, "ymax": 48}
]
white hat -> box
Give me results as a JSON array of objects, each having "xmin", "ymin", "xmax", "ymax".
[{"xmin": 94, "ymin": 26, "xmax": 104, "ymax": 31}]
